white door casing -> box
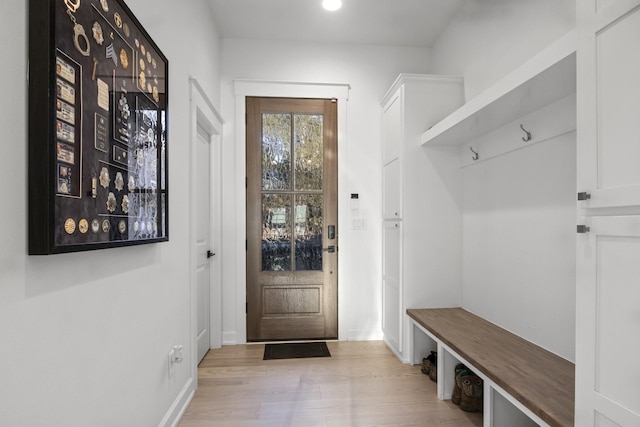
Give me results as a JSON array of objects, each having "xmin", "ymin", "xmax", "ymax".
[
  {"xmin": 232, "ymin": 80, "xmax": 350, "ymax": 344},
  {"xmin": 190, "ymin": 78, "xmax": 223, "ymax": 378}
]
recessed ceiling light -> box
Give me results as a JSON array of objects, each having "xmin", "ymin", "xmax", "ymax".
[{"xmin": 322, "ymin": 0, "xmax": 342, "ymax": 11}]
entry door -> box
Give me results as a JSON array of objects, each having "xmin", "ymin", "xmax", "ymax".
[
  {"xmin": 196, "ymin": 124, "xmax": 212, "ymax": 363},
  {"xmin": 246, "ymin": 97, "xmax": 338, "ymax": 341}
]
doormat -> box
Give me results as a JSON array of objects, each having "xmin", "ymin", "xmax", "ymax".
[{"xmin": 263, "ymin": 342, "xmax": 331, "ymax": 360}]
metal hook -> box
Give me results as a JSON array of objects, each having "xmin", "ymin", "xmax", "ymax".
[
  {"xmin": 520, "ymin": 124, "xmax": 532, "ymax": 142},
  {"xmin": 469, "ymin": 146, "xmax": 479, "ymax": 161}
]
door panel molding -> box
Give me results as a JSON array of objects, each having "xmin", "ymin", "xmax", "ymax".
[{"xmin": 263, "ymin": 286, "xmax": 322, "ymax": 316}]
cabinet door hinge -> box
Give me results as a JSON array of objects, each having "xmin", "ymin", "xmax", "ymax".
[
  {"xmin": 577, "ymin": 225, "xmax": 591, "ymax": 234},
  {"xmin": 245, "ymin": 302, "xmax": 248, "ymax": 314},
  {"xmin": 577, "ymin": 192, "xmax": 591, "ymax": 201}
]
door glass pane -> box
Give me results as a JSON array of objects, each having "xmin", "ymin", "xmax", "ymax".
[
  {"xmin": 262, "ymin": 194, "xmax": 291, "ymax": 271},
  {"xmin": 262, "ymin": 113, "xmax": 291, "ymax": 190},
  {"xmin": 294, "ymin": 114, "xmax": 323, "ymax": 191},
  {"xmin": 295, "ymin": 194, "xmax": 323, "ymax": 271}
]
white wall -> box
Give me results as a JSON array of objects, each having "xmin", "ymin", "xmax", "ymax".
[
  {"xmin": 430, "ymin": 0, "xmax": 577, "ymax": 360},
  {"xmin": 0, "ymin": 1, "xmax": 221, "ymax": 425},
  {"xmin": 462, "ymin": 132, "xmax": 577, "ymax": 360},
  {"xmin": 431, "ymin": 0, "xmax": 576, "ymax": 100},
  {"xmin": 219, "ymin": 38, "xmax": 432, "ymax": 343}
]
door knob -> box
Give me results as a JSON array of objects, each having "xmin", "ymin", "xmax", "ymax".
[{"xmin": 207, "ymin": 250, "xmax": 215, "ymax": 258}]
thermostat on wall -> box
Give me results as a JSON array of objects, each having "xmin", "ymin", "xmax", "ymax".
[{"xmin": 350, "ymin": 193, "xmax": 359, "ymax": 210}]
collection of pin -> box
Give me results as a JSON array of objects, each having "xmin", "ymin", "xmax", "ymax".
[
  {"xmin": 65, "ymin": 0, "xmax": 161, "ymax": 103},
  {"xmin": 59, "ymin": 0, "xmax": 163, "ymax": 240}
]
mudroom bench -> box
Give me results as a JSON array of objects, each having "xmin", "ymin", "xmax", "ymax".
[{"xmin": 407, "ymin": 308, "xmax": 574, "ymax": 427}]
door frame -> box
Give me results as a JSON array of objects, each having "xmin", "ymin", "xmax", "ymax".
[
  {"xmin": 233, "ymin": 80, "xmax": 350, "ymax": 344},
  {"xmin": 189, "ymin": 77, "xmax": 224, "ymax": 383}
]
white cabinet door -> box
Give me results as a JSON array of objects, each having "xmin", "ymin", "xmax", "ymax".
[
  {"xmin": 382, "ymin": 158, "xmax": 401, "ymax": 219},
  {"xmin": 578, "ymin": 1, "xmax": 640, "ymax": 208},
  {"xmin": 382, "ymin": 88, "xmax": 402, "ymax": 165},
  {"xmin": 577, "ymin": 2, "xmax": 640, "ymax": 424},
  {"xmin": 382, "ymin": 221, "xmax": 402, "ymax": 355},
  {"xmin": 576, "ymin": 216, "xmax": 640, "ymax": 426}
]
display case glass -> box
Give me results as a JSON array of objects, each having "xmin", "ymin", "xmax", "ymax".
[{"xmin": 29, "ymin": 0, "xmax": 169, "ymax": 254}]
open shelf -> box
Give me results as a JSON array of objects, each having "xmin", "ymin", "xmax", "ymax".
[{"xmin": 421, "ymin": 31, "xmax": 576, "ymax": 147}]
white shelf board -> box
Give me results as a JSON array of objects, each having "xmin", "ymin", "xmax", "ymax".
[{"xmin": 421, "ymin": 30, "xmax": 577, "ymax": 147}]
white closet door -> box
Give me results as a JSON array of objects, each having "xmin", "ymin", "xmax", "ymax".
[
  {"xmin": 577, "ymin": 1, "xmax": 640, "ymax": 208},
  {"xmin": 576, "ymin": 216, "xmax": 640, "ymax": 426},
  {"xmin": 382, "ymin": 159, "xmax": 401, "ymax": 219},
  {"xmin": 577, "ymin": 3, "xmax": 640, "ymax": 425},
  {"xmin": 382, "ymin": 88, "xmax": 402, "ymax": 165},
  {"xmin": 382, "ymin": 221, "xmax": 402, "ymax": 355}
]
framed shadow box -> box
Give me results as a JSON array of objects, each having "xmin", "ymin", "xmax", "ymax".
[{"xmin": 28, "ymin": 0, "xmax": 169, "ymax": 254}]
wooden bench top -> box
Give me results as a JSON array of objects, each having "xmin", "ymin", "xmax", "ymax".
[{"xmin": 407, "ymin": 308, "xmax": 574, "ymax": 427}]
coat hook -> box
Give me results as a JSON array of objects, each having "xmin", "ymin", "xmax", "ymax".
[
  {"xmin": 469, "ymin": 146, "xmax": 479, "ymax": 161},
  {"xmin": 520, "ymin": 124, "xmax": 532, "ymax": 142}
]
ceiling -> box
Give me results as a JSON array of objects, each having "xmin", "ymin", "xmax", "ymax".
[{"xmin": 208, "ymin": 0, "xmax": 464, "ymax": 48}]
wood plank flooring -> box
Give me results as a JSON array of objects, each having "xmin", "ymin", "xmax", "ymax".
[{"xmin": 178, "ymin": 341, "xmax": 483, "ymax": 427}]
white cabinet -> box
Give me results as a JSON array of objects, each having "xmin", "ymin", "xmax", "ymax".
[
  {"xmin": 382, "ymin": 86, "xmax": 402, "ymax": 220},
  {"xmin": 382, "ymin": 89, "xmax": 402, "ymax": 165},
  {"xmin": 576, "ymin": 216, "xmax": 640, "ymax": 427},
  {"xmin": 380, "ymin": 74, "xmax": 464, "ymax": 361},
  {"xmin": 382, "ymin": 221, "xmax": 401, "ymax": 352},
  {"xmin": 576, "ymin": 1, "xmax": 640, "ymax": 425},
  {"xmin": 577, "ymin": 1, "xmax": 640, "ymax": 209},
  {"xmin": 382, "ymin": 159, "xmax": 401, "ymax": 219}
]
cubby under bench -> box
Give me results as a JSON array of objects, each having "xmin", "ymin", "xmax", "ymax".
[{"xmin": 407, "ymin": 308, "xmax": 574, "ymax": 427}]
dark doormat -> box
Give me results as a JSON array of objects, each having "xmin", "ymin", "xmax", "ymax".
[{"xmin": 263, "ymin": 342, "xmax": 331, "ymax": 360}]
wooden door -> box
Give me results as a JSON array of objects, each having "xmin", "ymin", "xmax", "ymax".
[
  {"xmin": 576, "ymin": 1, "xmax": 640, "ymax": 425},
  {"xmin": 195, "ymin": 125, "xmax": 212, "ymax": 363},
  {"xmin": 246, "ymin": 97, "xmax": 338, "ymax": 341}
]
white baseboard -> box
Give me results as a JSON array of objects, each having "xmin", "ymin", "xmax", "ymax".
[
  {"xmin": 222, "ymin": 331, "xmax": 237, "ymax": 346},
  {"xmin": 347, "ymin": 328, "xmax": 383, "ymax": 342},
  {"xmin": 222, "ymin": 330, "xmax": 382, "ymax": 345},
  {"xmin": 382, "ymin": 336, "xmax": 407, "ymax": 363},
  {"xmin": 158, "ymin": 377, "xmax": 195, "ymax": 427}
]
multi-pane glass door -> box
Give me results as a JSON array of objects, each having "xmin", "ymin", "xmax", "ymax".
[{"xmin": 246, "ymin": 97, "xmax": 337, "ymax": 341}]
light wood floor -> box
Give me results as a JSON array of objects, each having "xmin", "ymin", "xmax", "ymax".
[{"xmin": 178, "ymin": 341, "xmax": 483, "ymax": 427}]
